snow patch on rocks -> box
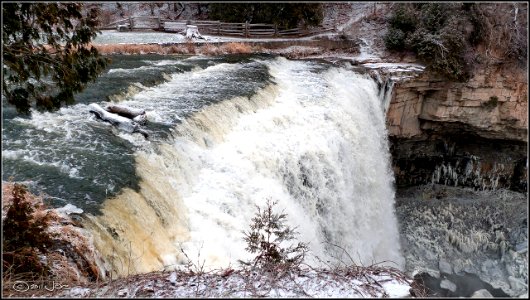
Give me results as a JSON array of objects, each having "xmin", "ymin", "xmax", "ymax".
[{"xmin": 57, "ymin": 266, "xmax": 415, "ymax": 298}]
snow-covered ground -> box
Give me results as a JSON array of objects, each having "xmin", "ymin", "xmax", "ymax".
[
  {"xmin": 93, "ymin": 31, "xmax": 188, "ymax": 44},
  {"xmin": 58, "ymin": 266, "xmax": 415, "ymax": 298},
  {"xmin": 363, "ymin": 63, "xmax": 426, "ymax": 81},
  {"xmin": 93, "ymin": 30, "xmax": 339, "ymax": 45},
  {"xmin": 362, "ymin": 63, "xmax": 425, "ymax": 72}
]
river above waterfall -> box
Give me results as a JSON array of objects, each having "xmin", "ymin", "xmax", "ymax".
[{"xmin": 3, "ymin": 54, "xmax": 272, "ymax": 213}]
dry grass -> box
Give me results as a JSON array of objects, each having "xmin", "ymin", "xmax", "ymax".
[
  {"xmin": 94, "ymin": 44, "xmax": 165, "ymax": 55},
  {"xmin": 94, "ymin": 43, "xmax": 194, "ymax": 55},
  {"xmin": 92, "ymin": 42, "xmax": 259, "ymax": 56},
  {"xmin": 185, "ymin": 41, "xmax": 196, "ymax": 54},
  {"xmin": 198, "ymin": 43, "xmax": 221, "ymax": 56},
  {"xmin": 219, "ymin": 42, "xmax": 253, "ymax": 54},
  {"xmin": 164, "ymin": 44, "xmax": 189, "ymax": 54}
]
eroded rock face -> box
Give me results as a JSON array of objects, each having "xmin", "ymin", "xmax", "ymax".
[
  {"xmin": 387, "ymin": 65, "xmax": 527, "ymax": 141},
  {"xmin": 386, "ymin": 65, "xmax": 528, "ymax": 192}
]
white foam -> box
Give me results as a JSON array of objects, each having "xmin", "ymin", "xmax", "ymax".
[
  {"xmin": 107, "ymin": 66, "xmax": 161, "ymax": 74},
  {"xmin": 115, "ymin": 63, "xmax": 240, "ymax": 124},
  {"xmin": 3, "ymin": 148, "xmax": 82, "ymax": 179},
  {"xmin": 144, "ymin": 60, "xmax": 186, "ymax": 67},
  {"xmin": 103, "ymin": 57, "xmax": 405, "ymax": 272}
]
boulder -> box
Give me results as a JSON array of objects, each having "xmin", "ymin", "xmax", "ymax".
[
  {"xmin": 440, "ymin": 279, "xmax": 457, "ymax": 292},
  {"xmin": 471, "ymin": 289, "xmax": 493, "ymax": 298},
  {"xmin": 439, "ymin": 259, "xmax": 453, "ymax": 274}
]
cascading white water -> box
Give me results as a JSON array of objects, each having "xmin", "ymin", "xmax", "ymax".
[{"xmin": 84, "ymin": 57, "xmax": 404, "ymax": 277}]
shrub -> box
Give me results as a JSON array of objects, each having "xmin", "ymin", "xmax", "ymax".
[
  {"xmin": 386, "ymin": 3, "xmax": 528, "ymax": 79},
  {"xmin": 2, "ymin": 184, "xmax": 54, "ymax": 278},
  {"xmin": 384, "ymin": 3, "xmax": 475, "ymax": 81},
  {"xmin": 240, "ymin": 199, "xmax": 308, "ymax": 270},
  {"xmin": 468, "ymin": 3, "xmax": 528, "ymax": 66},
  {"xmin": 384, "ymin": 27, "xmax": 407, "ymax": 51},
  {"xmin": 418, "ymin": 3, "xmax": 450, "ymax": 33},
  {"xmin": 2, "ymin": 183, "xmax": 102, "ymax": 284},
  {"xmin": 388, "ymin": 5, "xmax": 417, "ymax": 33}
]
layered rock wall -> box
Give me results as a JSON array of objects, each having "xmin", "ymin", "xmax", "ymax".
[
  {"xmin": 387, "ymin": 66, "xmax": 528, "ymax": 297},
  {"xmin": 386, "ymin": 66, "xmax": 528, "ymax": 192}
]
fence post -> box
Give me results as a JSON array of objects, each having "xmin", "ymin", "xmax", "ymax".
[
  {"xmin": 245, "ymin": 21, "xmax": 249, "ymax": 38},
  {"xmin": 217, "ymin": 21, "xmax": 220, "ymax": 35},
  {"xmin": 129, "ymin": 16, "xmax": 133, "ymax": 30},
  {"xmin": 274, "ymin": 24, "xmax": 278, "ymax": 37}
]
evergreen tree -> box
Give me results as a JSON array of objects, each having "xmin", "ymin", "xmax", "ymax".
[
  {"xmin": 2, "ymin": 3, "xmax": 108, "ymax": 114},
  {"xmin": 241, "ymin": 199, "xmax": 308, "ymax": 270},
  {"xmin": 2, "ymin": 184, "xmax": 54, "ymax": 277}
]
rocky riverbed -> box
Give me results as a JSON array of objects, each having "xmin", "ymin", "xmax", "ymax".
[{"xmin": 396, "ymin": 184, "xmax": 528, "ymax": 297}]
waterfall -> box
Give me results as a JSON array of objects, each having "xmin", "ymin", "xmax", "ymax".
[{"xmin": 81, "ymin": 57, "xmax": 404, "ymax": 277}]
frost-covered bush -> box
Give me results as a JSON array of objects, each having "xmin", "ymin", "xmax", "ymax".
[
  {"xmin": 384, "ymin": 3, "xmax": 527, "ymax": 81},
  {"xmin": 388, "ymin": 5, "xmax": 417, "ymax": 33},
  {"xmin": 384, "ymin": 27, "xmax": 407, "ymax": 51},
  {"xmin": 384, "ymin": 3, "xmax": 472, "ymax": 81}
]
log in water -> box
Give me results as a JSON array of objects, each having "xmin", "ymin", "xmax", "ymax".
[
  {"xmin": 105, "ymin": 104, "xmax": 146, "ymax": 119},
  {"xmin": 89, "ymin": 103, "xmax": 148, "ymax": 137}
]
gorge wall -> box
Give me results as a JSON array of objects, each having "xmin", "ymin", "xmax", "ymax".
[
  {"xmin": 386, "ymin": 64, "xmax": 528, "ymax": 193},
  {"xmin": 385, "ymin": 63, "xmax": 528, "ymax": 297}
]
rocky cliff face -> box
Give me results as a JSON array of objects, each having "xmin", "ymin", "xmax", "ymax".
[
  {"xmin": 385, "ymin": 65, "xmax": 528, "ymax": 297},
  {"xmin": 386, "ymin": 65, "xmax": 528, "ymax": 192}
]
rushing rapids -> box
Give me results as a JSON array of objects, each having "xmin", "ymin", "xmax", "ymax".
[{"xmin": 2, "ymin": 55, "xmax": 403, "ymax": 277}]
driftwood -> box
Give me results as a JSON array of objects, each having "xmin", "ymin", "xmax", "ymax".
[
  {"xmin": 105, "ymin": 104, "xmax": 145, "ymax": 119},
  {"xmin": 106, "ymin": 104, "xmax": 147, "ymax": 125},
  {"xmin": 89, "ymin": 103, "xmax": 148, "ymax": 138}
]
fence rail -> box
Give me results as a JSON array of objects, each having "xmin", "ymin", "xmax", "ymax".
[{"xmin": 100, "ymin": 17, "xmax": 333, "ymax": 38}]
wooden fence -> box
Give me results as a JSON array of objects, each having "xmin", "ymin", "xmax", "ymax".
[{"xmin": 100, "ymin": 17, "xmax": 333, "ymax": 38}]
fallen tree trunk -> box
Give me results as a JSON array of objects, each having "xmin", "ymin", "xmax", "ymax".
[
  {"xmin": 105, "ymin": 105, "xmax": 145, "ymax": 119},
  {"xmin": 105, "ymin": 104, "xmax": 147, "ymax": 125},
  {"xmin": 89, "ymin": 103, "xmax": 148, "ymax": 138}
]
